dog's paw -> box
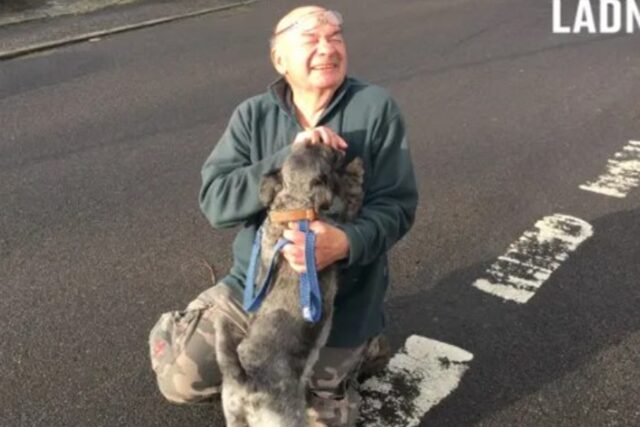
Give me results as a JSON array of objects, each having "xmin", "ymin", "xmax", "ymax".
[{"xmin": 307, "ymin": 408, "xmax": 329, "ymax": 427}]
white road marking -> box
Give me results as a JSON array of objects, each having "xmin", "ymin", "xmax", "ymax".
[
  {"xmin": 472, "ymin": 214, "xmax": 593, "ymax": 304},
  {"xmin": 579, "ymin": 140, "xmax": 640, "ymax": 198},
  {"xmin": 359, "ymin": 335, "xmax": 473, "ymax": 427}
]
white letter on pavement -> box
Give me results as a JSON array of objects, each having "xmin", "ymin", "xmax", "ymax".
[
  {"xmin": 553, "ymin": 0, "xmax": 572, "ymax": 33},
  {"xmin": 574, "ymin": 0, "xmax": 597, "ymax": 33},
  {"xmin": 600, "ymin": 0, "xmax": 622, "ymax": 33},
  {"xmin": 627, "ymin": 0, "xmax": 640, "ymax": 33}
]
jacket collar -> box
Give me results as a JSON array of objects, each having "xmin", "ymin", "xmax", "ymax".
[{"xmin": 268, "ymin": 77, "xmax": 352, "ymax": 126}]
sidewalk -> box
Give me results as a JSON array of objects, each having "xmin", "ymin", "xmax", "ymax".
[
  {"xmin": 0, "ymin": 0, "xmax": 255, "ymax": 60},
  {"xmin": 0, "ymin": 0, "xmax": 139, "ymax": 27}
]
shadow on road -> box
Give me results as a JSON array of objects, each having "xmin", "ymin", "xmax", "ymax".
[
  {"xmin": 387, "ymin": 208, "xmax": 640, "ymax": 426},
  {"xmin": 0, "ymin": 1, "xmax": 47, "ymax": 14}
]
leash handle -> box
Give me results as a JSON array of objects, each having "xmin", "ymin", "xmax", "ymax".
[{"xmin": 299, "ymin": 220, "xmax": 322, "ymax": 323}]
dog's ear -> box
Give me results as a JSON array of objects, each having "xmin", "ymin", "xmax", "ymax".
[
  {"xmin": 338, "ymin": 157, "xmax": 365, "ymax": 220},
  {"xmin": 259, "ymin": 170, "xmax": 282, "ymax": 207},
  {"xmin": 342, "ymin": 157, "xmax": 364, "ymax": 186},
  {"xmin": 332, "ymin": 148, "xmax": 347, "ymax": 170}
]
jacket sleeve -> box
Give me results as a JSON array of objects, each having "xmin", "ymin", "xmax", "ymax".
[
  {"xmin": 199, "ymin": 106, "xmax": 292, "ymax": 229},
  {"xmin": 338, "ymin": 113, "xmax": 418, "ymax": 266}
]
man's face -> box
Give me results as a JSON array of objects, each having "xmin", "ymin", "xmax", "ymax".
[{"xmin": 272, "ymin": 9, "xmax": 348, "ymax": 93}]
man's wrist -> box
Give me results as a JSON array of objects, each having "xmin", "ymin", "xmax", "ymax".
[{"xmin": 337, "ymin": 228, "xmax": 350, "ymax": 261}]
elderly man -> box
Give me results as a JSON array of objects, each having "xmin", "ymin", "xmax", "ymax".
[{"xmin": 149, "ymin": 5, "xmax": 418, "ymax": 426}]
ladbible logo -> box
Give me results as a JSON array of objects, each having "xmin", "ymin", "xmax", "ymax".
[{"xmin": 553, "ymin": 0, "xmax": 640, "ymax": 33}]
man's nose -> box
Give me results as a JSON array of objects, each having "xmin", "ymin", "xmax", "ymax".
[{"xmin": 316, "ymin": 37, "xmax": 337, "ymax": 55}]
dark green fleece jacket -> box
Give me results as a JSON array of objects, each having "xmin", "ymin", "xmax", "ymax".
[{"xmin": 199, "ymin": 77, "xmax": 418, "ymax": 347}]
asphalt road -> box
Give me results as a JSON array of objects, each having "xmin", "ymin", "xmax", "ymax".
[{"xmin": 1, "ymin": 0, "xmax": 640, "ymax": 425}]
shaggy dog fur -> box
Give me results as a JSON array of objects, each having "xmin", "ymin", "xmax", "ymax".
[{"xmin": 214, "ymin": 142, "xmax": 364, "ymax": 427}]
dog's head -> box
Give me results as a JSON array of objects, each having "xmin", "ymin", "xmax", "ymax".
[{"xmin": 260, "ymin": 142, "xmax": 362, "ymax": 215}]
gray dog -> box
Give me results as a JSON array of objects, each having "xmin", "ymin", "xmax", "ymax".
[{"xmin": 214, "ymin": 142, "xmax": 364, "ymax": 427}]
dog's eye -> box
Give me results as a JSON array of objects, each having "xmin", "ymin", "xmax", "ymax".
[{"xmin": 312, "ymin": 175, "xmax": 329, "ymax": 186}]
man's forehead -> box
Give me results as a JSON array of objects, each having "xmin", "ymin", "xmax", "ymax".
[{"xmin": 274, "ymin": 5, "xmax": 327, "ymax": 34}]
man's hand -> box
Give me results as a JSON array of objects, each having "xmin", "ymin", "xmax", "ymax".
[
  {"xmin": 282, "ymin": 221, "xmax": 350, "ymax": 274},
  {"xmin": 293, "ymin": 127, "xmax": 348, "ymax": 151}
]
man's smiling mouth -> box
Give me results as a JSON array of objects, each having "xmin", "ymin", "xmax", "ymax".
[{"xmin": 312, "ymin": 64, "xmax": 338, "ymax": 70}]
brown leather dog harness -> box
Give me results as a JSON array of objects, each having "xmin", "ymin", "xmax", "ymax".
[{"xmin": 269, "ymin": 209, "xmax": 318, "ymax": 223}]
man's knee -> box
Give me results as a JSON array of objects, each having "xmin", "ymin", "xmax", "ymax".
[
  {"xmin": 149, "ymin": 288, "xmax": 227, "ymax": 404},
  {"xmin": 154, "ymin": 348, "xmax": 222, "ymax": 404},
  {"xmin": 156, "ymin": 373, "xmax": 198, "ymax": 404}
]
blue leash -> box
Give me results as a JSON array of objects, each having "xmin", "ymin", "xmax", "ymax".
[
  {"xmin": 298, "ymin": 220, "xmax": 322, "ymax": 322},
  {"xmin": 243, "ymin": 220, "xmax": 322, "ymax": 323}
]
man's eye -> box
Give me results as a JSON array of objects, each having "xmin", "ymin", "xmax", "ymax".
[{"xmin": 298, "ymin": 33, "xmax": 342, "ymax": 46}]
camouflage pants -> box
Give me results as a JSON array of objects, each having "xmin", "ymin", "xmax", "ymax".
[{"xmin": 149, "ymin": 283, "xmax": 365, "ymax": 427}]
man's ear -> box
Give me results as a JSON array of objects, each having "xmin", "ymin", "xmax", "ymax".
[
  {"xmin": 271, "ymin": 45, "xmax": 287, "ymax": 76},
  {"xmin": 259, "ymin": 170, "xmax": 282, "ymax": 207}
]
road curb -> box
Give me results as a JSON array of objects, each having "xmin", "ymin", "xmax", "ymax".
[{"xmin": 0, "ymin": 0, "xmax": 257, "ymax": 61}]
